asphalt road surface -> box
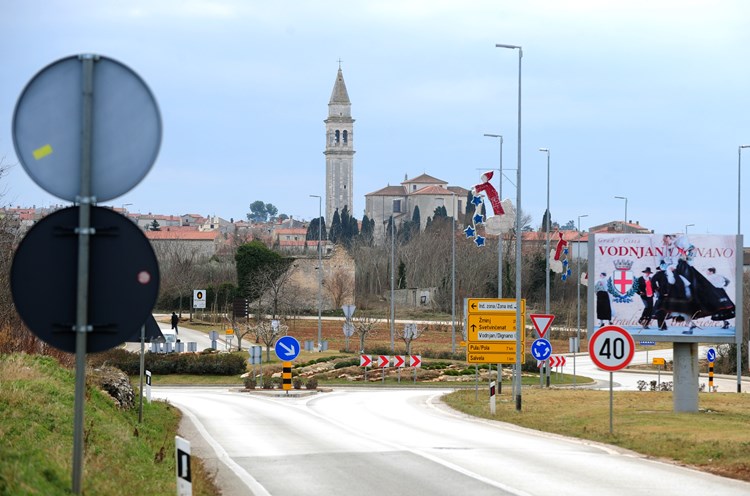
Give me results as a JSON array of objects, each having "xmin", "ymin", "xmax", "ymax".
[{"xmin": 153, "ymin": 387, "xmax": 750, "ymax": 496}]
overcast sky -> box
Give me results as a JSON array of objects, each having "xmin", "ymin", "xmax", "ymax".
[{"xmin": 2, "ymin": 0, "xmax": 750, "ymax": 237}]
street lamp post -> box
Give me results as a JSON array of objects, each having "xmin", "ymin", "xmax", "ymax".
[
  {"xmin": 575, "ymin": 214, "xmax": 588, "ymax": 387},
  {"xmin": 614, "ymin": 196, "xmax": 628, "ymax": 229},
  {"xmin": 538, "ymin": 147, "xmax": 551, "ymax": 388},
  {"xmin": 685, "ymin": 223, "xmax": 694, "ymax": 234},
  {"xmin": 496, "ymin": 42, "xmax": 523, "ymax": 411},
  {"xmin": 451, "ymin": 192, "xmax": 456, "ymax": 354},
  {"xmin": 309, "ymin": 195, "xmax": 323, "ymax": 350},
  {"xmin": 539, "ymin": 148, "xmax": 551, "ymax": 315},
  {"xmin": 737, "ymin": 145, "xmax": 749, "ymax": 393},
  {"xmin": 484, "ymin": 134, "xmax": 504, "ymax": 298}
]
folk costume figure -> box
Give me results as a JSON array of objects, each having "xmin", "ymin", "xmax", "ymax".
[{"xmin": 594, "ymin": 272, "xmax": 612, "ymax": 326}]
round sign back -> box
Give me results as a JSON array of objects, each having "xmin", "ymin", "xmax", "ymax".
[
  {"xmin": 11, "ymin": 206, "xmax": 160, "ymax": 353},
  {"xmin": 12, "ymin": 54, "xmax": 161, "ymax": 202}
]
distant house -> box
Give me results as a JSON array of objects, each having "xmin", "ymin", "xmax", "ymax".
[
  {"xmin": 365, "ymin": 173, "xmax": 469, "ymax": 242},
  {"xmin": 145, "ymin": 228, "xmax": 222, "ymax": 260},
  {"xmin": 588, "ymin": 220, "xmax": 651, "ymax": 234}
]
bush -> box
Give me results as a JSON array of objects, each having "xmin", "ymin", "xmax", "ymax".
[
  {"xmin": 333, "ymin": 358, "xmax": 360, "ymax": 369},
  {"xmin": 305, "ymin": 377, "xmax": 318, "ymax": 390},
  {"xmin": 293, "ymin": 377, "xmax": 303, "ymax": 390},
  {"xmin": 89, "ymin": 349, "xmax": 247, "ymax": 376},
  {"xmin": 244, "ymin": 377, "xmax": 256, "ymax": 389}
]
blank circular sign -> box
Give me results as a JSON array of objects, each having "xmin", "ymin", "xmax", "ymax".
[
  {"xmin": 11, "ymin": 206, "xmax": 160, "ymax": 353},
  {"xmin": 12, "ymin": 54, "xmax": 161, "ymax": 202}
]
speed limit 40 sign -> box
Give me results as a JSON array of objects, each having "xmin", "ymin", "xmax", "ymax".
[{"xmin": 588, "ymin": 325, "xmax": 635, "ymax": 371}]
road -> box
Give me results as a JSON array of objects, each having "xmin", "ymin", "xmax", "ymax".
[{"xmin": 153, "ymin": 387, "xmax": 750, "ymax": 496}]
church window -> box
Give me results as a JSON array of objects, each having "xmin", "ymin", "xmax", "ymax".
[
  {"xmin": 335, "ymin": 130, "xmax": 340, "ymax": 144},
  {"xmin": 343, "ymin": 130, "xmax": 348, "ymax": 143},
  {"xmin": 393, "ymin": 199, "xmax": 402, "ymax": 213}
]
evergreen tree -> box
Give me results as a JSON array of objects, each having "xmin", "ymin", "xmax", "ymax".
[
  {"xmin": 306, "ymin": 217, "xmax": 327, "ymax": 241},
  {"xmin": 149, "ymin": 219, "xmax": 161, "ymax": 231},
  {"xmin": 397, "ymin": 260, "xmax": 407, "ymax": 289},
  {"xmin": 465, "ymin": 190, "xmax": 475, "ymax": 225},
  {"xmin": 360, "ymin": 214, "xmax": 373, "ymax": 245},
  {"xmin": 411, "ymin": 206, "xmax": 421, "ymax": 231},
  {"xmin": 329, "ymin": 208, "xmax": 342, "ymax": 244}
]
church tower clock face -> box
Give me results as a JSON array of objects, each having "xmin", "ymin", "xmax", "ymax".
[{"xmin": 324, "ymin": 65, "xmax": 355, "ymax": 224}]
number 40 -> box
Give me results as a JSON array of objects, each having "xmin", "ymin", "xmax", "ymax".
[{"xmin": 599, "ymin": 337, "xmax": 626, "ymax": 360}]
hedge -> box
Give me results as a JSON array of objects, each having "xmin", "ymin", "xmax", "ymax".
[{"xmin": 90, "ymin": 348, "xmax": 247, "ymax": 375}]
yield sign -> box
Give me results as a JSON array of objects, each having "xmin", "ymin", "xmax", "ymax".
[
  {"xmin": 393, "ymin": 355, "xmax": 406, "ymax": 368},
  {"xmin": 360, "ymin": 355, "xmax": 372, "ymax": 367},
  {"xmin": 530, "ymin": 314, "xmax": 554, "ymax": 338}
]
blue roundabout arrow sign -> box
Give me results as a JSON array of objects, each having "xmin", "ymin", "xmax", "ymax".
[{"xmin": 531, "ymin": 338, "xmax": 552, "ymax": 361}]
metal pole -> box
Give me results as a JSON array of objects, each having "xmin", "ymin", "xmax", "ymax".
[
  {"xmin": 310, "ymin": 195, "xmax": 323, "ymax": 350},
  {"xmin": 390, "ymin": 214, "xmax": 395, "ymax": 352},
  {"xmin": 451, "ymin": 194, "xmax": 456, "ymax": 354},
  {"xmin": 138, "ymin": 324, "xmax": 145, "ymax": 423},
  {"xmin": 575, "ymin": 214, "xmax": 588, "ymax": 388},
  {"xmin": 72, "ymin": 53, "xmax": 97, "ymax": 495},
  {"xmin": 540, "ymin": 147, "xmax": 550, "ymax": 388},
  {"xmin": 483, "ymin": 133, "xmax": 504, "ymax": 298},
  {"xmin": 614, "ymin": 196, "xmax": 627, "ymax": 229},
  {"xmin": 496, "ymin": 43, "xmax": 522, "ymax": 411},
  {"xmin": 685, "ymin": 223, "xmax": 694, "ymax": 234},
  {"xmin": 737, "ymin": 145, "xmax": 749, "ymax": 393}
]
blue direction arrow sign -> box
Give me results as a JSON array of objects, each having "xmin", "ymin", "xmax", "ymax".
[
  {"xmin": 274, "ymin": 336, "xmax": 300, "ymax": 361},
  {"xmin": 706, "ymin": 348, "xmax": 716, "ymax": 363},
  {"xmin": 531, "ymin": 338, "xmax": 552, "ymax": 361}
]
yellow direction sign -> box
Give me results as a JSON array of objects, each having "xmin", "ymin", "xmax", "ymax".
[
  {"xmin": 653, "ymin": 357, "xmax": 665, "ymax": 366},
  {"xmin": 468, "ymin": 342, "xmax": 523, "ymax": 354},
  {"xmin": 226, "ymin": 329, "xmax": 234, "ymax": 335},
  {"xmin": 467, "ymin": 352, "xmax": 525, "ymax": 364},
  {"xmin": 466, "ymin": 298, "xmax": 525, "ymax": 314},
  {"xmin": 467, "ymin": 313, "xmax": 519, "ymax": 335}
]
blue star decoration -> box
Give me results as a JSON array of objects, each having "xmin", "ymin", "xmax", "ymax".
[{"xmin": 465, "ymin": 194, "xmax": 487, "ymax": 248}]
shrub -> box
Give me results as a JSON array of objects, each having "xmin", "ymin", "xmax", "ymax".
[
  {"xmin": 244, "ymin": 377, "xmax": 257, "ymax": 389},
  {"xmin": 305, "ymin": 377, "xmax": 318, "ymax": 390},
  {"xmin": 89, "ymin": 349, "xmax": 247, "ymax": 376},
  {"xmin": 293, "ymin": 377, "xmax": 303, "ymax": 390},
  {"xmin": 333, "ymin": 358, "xmax": 359, "ymax": 369}
]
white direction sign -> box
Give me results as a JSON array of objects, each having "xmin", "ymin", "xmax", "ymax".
[{"xmin": 588, "ymin": 325, "xmax": 635, "ymax": 371}]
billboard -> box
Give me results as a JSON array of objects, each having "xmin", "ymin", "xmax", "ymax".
[{"xmin": 588, "ymin": 233, "xmax": 743, "ymax": 343}]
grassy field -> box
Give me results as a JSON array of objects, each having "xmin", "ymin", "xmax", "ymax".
[
  {"xmin": 443, "ymin": 388, "xmax": 750, "ymax": 482},
  {"xmin": 0, "ymin": 353, "xmax": 218, "ymax": 495}
]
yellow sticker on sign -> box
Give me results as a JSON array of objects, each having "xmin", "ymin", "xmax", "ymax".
[
  {"xmin": 32, "ymin": 144, "xmax": 53, "ymax": 160},
  {"xmin": 226, "ymin": 329, "xmax": 234, "ymax": 335}
]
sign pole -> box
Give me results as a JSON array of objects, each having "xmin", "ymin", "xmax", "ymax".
[
  {"xmin": 609, "ymin": 371, "xmax": 614, "ymax": 434},
  {"xmin": 72, "ymin": 55, "xmax": 97, "ymax": 495},
  {"xmin": 138, "ymin": 324, "xmax": 145, "ymax": 423}
]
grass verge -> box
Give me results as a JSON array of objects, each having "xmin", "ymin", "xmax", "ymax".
[
  {"xmin": 443, "ymin": 388, "xmax": 750, "ymax": 482},
  {"xmin": 0, "ymin": 353, "xmax": 219, "ymax": 495}
]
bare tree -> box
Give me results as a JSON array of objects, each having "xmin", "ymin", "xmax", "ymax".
[
  {"xmin": 398, "ymin": 322, "xmax": 425, "ymax": 355},
  {"xmin": 254, "ymin": 319, "xmax": 288, "ymax": 362},
  {"xmin": 325, "ymin": 268, "xmax": 353, "ymax": 309},
  {"xmin": 353, "ymin": 314, "xmax": 381, "ymax": 354}
]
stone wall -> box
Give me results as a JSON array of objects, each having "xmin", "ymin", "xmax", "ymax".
[{"xmin": 287, "ymin": 244, "xmax": 355, "ymax": 311}]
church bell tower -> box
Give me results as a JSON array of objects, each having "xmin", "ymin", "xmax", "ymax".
[{"xmin": 324, "ymin": 66, "xmax": 355, "ymax": 224}]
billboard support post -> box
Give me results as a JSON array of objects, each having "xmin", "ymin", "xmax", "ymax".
[{"xmin": 673, "ymin": 342, "xmax": 699, "ymax": 412}]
